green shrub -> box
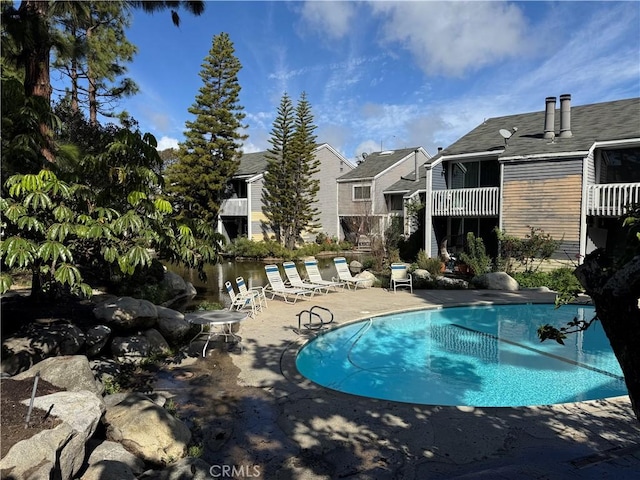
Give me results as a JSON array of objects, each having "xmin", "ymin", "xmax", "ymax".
[
  {"xmin": 459, "ymin": 232, "xmax": 491, "ymax": 276},
  {"xmin": 297, "ymin": 242, "xmax": 323, "ymax": 257},
  {"xmin": 495, "ymin": 226, "xmax": 560, "ymax": 273},
  {"xmin": 548, "ymin": 267, "xmax": 583, "ymax": 292},
  {"xmin": 225, "ymin": 237, "xmax": 353, "ymax": 260},
  {"xmin": 511, "ymin": 271, "xmax": 550, "ymax": 288},
  {"xmin": 416, "ymin": 249, "xmax": 443, "ymax": 276},
  {"xmin": 188, "ymin": 301, "xmax": 224, "ymax": 312},
  {"xmin": 187, "ymin": 444, "xmax": 204, "ymax": 458},
  {"xmin": 360, "ymin": 255, "xmax": 376, "ymax": 270},
  {"xmin": 511, "ymin": 267, "xmax": 583, "ymax": 292}
]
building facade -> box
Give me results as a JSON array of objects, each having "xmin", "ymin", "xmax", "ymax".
[
  {"xmin": 417, "ymin": 96, "xmax": 640, "ymax": 264},
  {"xmin": 218, "ymin": 143, "xmax": 353, "ymax": 242}
]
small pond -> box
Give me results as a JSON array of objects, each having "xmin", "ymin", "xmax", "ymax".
[{"xmin": 166, "ymin": 255, "xmax": 358, "ymax": 307}]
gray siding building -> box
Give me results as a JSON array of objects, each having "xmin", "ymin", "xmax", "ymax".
[
  {"xmin": 417, "ymin": 95, "xmax": 640, "ymax": 264},
  {"xmin": 218, "ymin": 143, "xmax": 353, "ymax": 242}
]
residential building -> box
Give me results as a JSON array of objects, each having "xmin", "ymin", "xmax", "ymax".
[
  {"xmin": 218, "ymin": 143, "xmax": 353, "ymax": 242},
  {"xmin": 414, "ymin": 95, "xmax": 640, "ymax": 264},
  {"xmin": 337, "ymin": 147, "xmax": 432, "ymax": 244}
]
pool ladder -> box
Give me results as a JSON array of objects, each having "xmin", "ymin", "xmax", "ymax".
[{"xmin": 296, "ymin": 305, "xmax": 334, "ymax": 333}]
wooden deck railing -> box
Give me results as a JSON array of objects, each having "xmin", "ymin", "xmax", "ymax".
[
  {"xmin": 432, "ymin": 187, "xmax": 500, "ymax": 216},
  {"xmin": 587, "ymin": 183, "xmax": 640, "ymax": 216}
]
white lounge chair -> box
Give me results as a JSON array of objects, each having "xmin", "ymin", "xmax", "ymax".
[
  {"xmin": 390, "ymin": 262, "xmax": 413, "ymax": 293},
  {"xmin": 303, "ymin": 257, "xmax": 346, "ymax": 291},
  {"xmin": 236, "ymin": 276, "xmax": 267, "ymax": 311},
  {"xmin": 264, "ymin": 264, "xmax": 313, "ymax": 304},
  {"xmin": 283, "ymin": 261, "xmax": 330, "ymax": 295},
  {"xmin": 333, "ymin": 257, "xmax": 369, "ymax": 290},
  {"xmin": 224, "ymin": 281, "xmax": 257, "ymax": 317}
]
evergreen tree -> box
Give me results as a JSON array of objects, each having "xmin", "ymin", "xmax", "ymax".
[
  {"xmin": 166, "ymin": 32, "xmax": 247, "ymax": 225},
  {"xmin": 53, "ymin": 1, "xmax": 138, "ymax": 125},
  {"xmin": 287, "ymin": 92, "xmax": 319, "ymax": 248},
  {"xmin": 262, "ymin": 93, "xmax": 295, "ymax": 244},
  {"xmin": 1, "ymin": 0, "xmax": 204, "ymax": 163},
  {"xmin": 262, "ymin": 92, "xmax": 319, "ymax": 249}
]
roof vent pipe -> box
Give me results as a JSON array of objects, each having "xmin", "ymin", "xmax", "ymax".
[
  {"xmin": 559, "ymin": 93, "xmax": 572, "ymax": 138},
  {"xmin": 414, "ymin": 149, "xmax": 420, "ymax": 182},
  {"xmin": 543, "ymin": 96, "xmax": 556, "ymax": 139}
]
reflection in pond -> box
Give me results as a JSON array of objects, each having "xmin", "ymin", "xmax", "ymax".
[{"xmin": 166, "ymin": 256, "xmax": 347, "ymax": 307}]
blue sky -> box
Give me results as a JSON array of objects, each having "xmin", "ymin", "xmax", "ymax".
[{"xmin": 97, "ymin": 1, "xmax": 640, "ymax": 163}]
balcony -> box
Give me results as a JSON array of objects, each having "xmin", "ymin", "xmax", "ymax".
[
  {"xmin": 219, "ymin": 198, "xmax": 248, "ymax": 216},
  {"xmin": 432, "ymin": 187, "xmax": 500, "ymax": 217},
  {"xmin": 587, "ymin": 183, "xmax": 640, "ymax": 217}
]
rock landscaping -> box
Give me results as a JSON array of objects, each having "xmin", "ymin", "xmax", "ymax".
[{"xmin": 0, "ymin": 273, "xmax": 210, "ymax": 480}]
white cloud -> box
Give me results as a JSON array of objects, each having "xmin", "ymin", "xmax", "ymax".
[
  {"xmin": 370, "ymin": 2, "xmax": 531, "ymax": 77},
  {"xmin": 156, "ymin": 136, "xmax": 179, "ymax": 151},
  {"xmin": 241, "ymin": 141, "xmax": 264, "ymax": 154},
  {"xmin": 298, "ymin": 1, "xmax": 358, "ymax": 40}
]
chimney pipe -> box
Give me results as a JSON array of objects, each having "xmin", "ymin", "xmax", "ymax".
[
  {"xmin": 559, "ymin": 93, "xmax": 572, "ymax": 138},
  {"xmin": 543, "ymin": 96, "xmax": 556, "ymax": 139},
  {"xmin": 414, "ymin": 149, "xmax": 420, "ymax": 182}
]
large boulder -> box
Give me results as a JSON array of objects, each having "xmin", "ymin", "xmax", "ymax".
[
  {"xmin": 161, "ymin": 271, "xmax": 188, "ymax": 296},
  {"xmin": 355, "ymin": 270, "xmax": 376, "ymax": 288},
  {"xmin": 1, "ymin": 323, "xmax": 85, "ymax": 376},
  {"xmin": 472, "ymin": 272, "xmax": 519, "ymax": 291},
  {"xmin": 435, "ymin": 276, "xmax": 469, "ymax": 289},
  {"xmin": 85, "ymin": 325, "xmax": 112, "ymax": 357},
  {"xmin": 103, "ymin": 393, "xmax": 191, "ymax": 465},
  {"xmin": 14, "ymin": 355, "xmax": 103, "ymax": 396},
  {"xmin": 156, "ymin": 306, "xmax": 191, "ymax": 344},
  {"xmin": 93, "ymin": 297, "xmax": 158, "ymax": 331},
  {"xmin": 0, "ymin": 390, "xmax": 104, "ymax": 480},
  {"xmin": 349, "ymin": 260, "xmax": 363, "ymax": 273},
  {"xmin": 81, "ymin": 440, "xmax": 146, "ymax": 480},
  {"xmin": 110, "ymin": 335, "xmax": 151, "ymax": 364},
  {"xmin": 143, "ymin": 328, "xmax": 171, "ymax": 355}
]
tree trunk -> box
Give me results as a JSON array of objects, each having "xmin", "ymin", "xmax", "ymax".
[
  {"xmin": 20, "ymin": 1, "xmax": 52, "ymax": 101},
  {"xmin": 86, "ymin": 25, "xmax": 98, "ymax": 125},
  {"xmin": 19, "ymin": 0, "xmax": 55, "ymax": 162},
  {"xmin": 70, "ymin": 26, "xmax": 79, "ymax": 113},
  {"xmin": 575, "ymin": 251, "xmax": 640, "ymax": 422}
]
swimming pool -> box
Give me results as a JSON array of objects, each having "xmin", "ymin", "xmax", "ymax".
[{"xmin": 295, "ymin": 304, "xmax": 627, "ymax": 407}]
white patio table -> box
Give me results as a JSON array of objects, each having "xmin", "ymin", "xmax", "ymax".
[{"xmin": 185, "ymin": 310, "xmax": 248, "ymax": 356}]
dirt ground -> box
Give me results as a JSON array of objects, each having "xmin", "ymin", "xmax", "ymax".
[{"xmin": 0, "ymin": 378, "xmax": 64, "ymax": 458}]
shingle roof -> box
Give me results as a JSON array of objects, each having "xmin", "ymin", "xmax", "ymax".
[
  {"xmin": 385, "ymin": 165, "xmax": 427, "ymax": 196},
  {"xmin": 235, "ymin": 151, "xmax": 270, "ymax": 177},
  {"xmin": 338, "ymin": 147, "xmax": 421, "ymax": 180},
  {"xmin": 429, "ymin": 97, "xmax": 640, "ymax": 163}
]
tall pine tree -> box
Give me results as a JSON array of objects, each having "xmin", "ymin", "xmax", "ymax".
[
  {"xmin": 53, "ymin": 1, "xmax": 138, "ymax": 125},
  {"xmin": 262, "ymin": 93, "xmax": 295, "ymax": 244},
  {"xmin": 166, "ymin": 32, "xmax": 247, "ymax": 225},
  {"xmin": 262, "ymin": 92, "xmax": 319, "ymax": 248}
]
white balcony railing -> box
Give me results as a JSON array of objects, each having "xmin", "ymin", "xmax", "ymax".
[
  {"xmin": 219, "ymin": 198, "xmax": 248, "ymax": 216},
  {"xmin": 587, "ymin": 183, "xmax": 640, "ymax": 216},
  {"xmin": 432, "ymin": 187, "xmax": 500, "ymax": 216}
]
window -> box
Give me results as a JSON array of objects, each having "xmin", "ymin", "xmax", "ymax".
[
  {"xmin": 353, "ymin": 185, "xmax": 371, "ymax": 201},
  {"xmin": 450, "ymin": 160, "xmax": 499, "ymax": 188},
  {"xmin": 389, "ymin": 194, "xmax": 404, "ymax": 211},
  {"xmin": 601, "ymin": 147, "xmax": 640, "ymax": 183}
]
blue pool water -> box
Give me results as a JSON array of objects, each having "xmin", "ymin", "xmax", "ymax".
[{"xmin": 295, "ymin": 304, "xmax": 627, "ymax": 407}]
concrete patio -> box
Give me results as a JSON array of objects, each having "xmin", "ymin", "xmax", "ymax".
[{"xmin": 168, "ymin": 287, "xmax": 640, "ymax": 479}]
